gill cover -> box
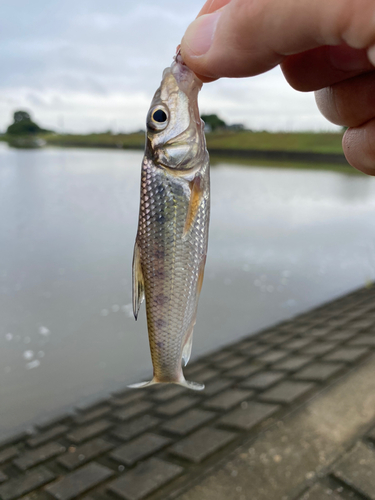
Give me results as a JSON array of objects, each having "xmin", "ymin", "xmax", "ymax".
[{"xmin": 145, "ymin": 57, "xmax": 206, "ymax": 172}]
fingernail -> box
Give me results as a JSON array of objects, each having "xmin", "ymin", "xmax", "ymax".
[
  {"xmin": 368, "ymin": 45, "xmax": 375, "ymax": 67},
  {"xmin": 329, "ymin": 44, "xmax": 371, "ymax": 71},
  {"xmin": 182, "ymin": 11, "xmax": 221, "ymax": 57}
]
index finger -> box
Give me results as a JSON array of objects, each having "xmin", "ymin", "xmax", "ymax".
[
  {"xmin": 181, "ymin": 0, "xmax": 375, "ymax": 80},
  {"xmin": 197, "ymin": 0, "xmax": 231, "ymax": 16}
]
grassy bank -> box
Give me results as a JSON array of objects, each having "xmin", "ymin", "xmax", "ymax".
[
  {"xmin": 2, "ymin": 130, "xmax": 356, "ymax": 173},
  {"xmin": 43, "ymin": 130, "xmax": 344, "ymax": 154},
  {"xmin": 210, "ymin": 155, "xmax": 358, "ymax": 175},
  {"xmin": 207, "ymin": 130, "xmax": 343, "ymax": 153},
  {"xmin": 44, "ymin": 132, "xmax": 145, "ymax": 149}
]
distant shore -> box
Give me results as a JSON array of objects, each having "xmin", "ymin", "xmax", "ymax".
[{"xmin": 1, "ymin": 130, "xmax": 353, "ymax": 172}]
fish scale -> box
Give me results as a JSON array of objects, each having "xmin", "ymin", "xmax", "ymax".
[{"xmin": 130, "ymin": 54, "xmax": 210, "ymax": 391}]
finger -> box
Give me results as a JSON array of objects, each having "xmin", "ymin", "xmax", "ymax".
[
  {"xmin": 180, "ymin": 0, "xmax": 375, "ymax": 80},
  {"xmin": 197, "ymin": 0, "xmax": 231, "ymax": 17},
  {"xmin": 343, "ymin": 120, "xmax": 375, "ymax": 175},
  {"xmin": 281, "ymin": 44, "xmax": 372, "ymax": 91},
  {"xmin": 314, "ymin": 71, "xmax": 375, "ymax": 127}
]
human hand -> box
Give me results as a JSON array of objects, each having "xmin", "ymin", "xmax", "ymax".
[{"xmin": 180, "ymin": 0, "xmax": 375, "ymax": 175}]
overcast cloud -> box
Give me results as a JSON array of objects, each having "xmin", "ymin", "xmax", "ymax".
[{"xmin": 0, "ymin": 0, "xmax": 340, "ymax": 133}]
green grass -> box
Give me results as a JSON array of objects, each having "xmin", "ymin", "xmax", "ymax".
[
  {"xmin": 42, "ymin": 130, "xmax": 344, "ymax": 154},
  {"xmin": 206, "ymin": 130, "xmax": 344, "ymax": 153},
  {"xmin": 44, "ymin": 132, "xmax": 145, "ymax": 149}
]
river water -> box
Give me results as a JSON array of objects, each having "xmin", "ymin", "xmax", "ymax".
[{"xmin": 0, "ymin": 142, "xmax": 375, "ymax": 438}]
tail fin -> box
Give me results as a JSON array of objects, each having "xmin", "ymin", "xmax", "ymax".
[{"xmin": 128, "ymin": 377, "xmax": 204, "ymax": 391}]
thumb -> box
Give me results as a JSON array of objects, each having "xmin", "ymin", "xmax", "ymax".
[{"xmin": 180, "ymin": 0, "xmax": 375, "ymax": 80}]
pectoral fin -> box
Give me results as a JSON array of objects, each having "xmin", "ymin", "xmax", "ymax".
[
  {"xmin": 183, "ymin": 175, "xmax": 204, "ymax": 237},
  {"xmin": 132, "ymin": 241, "xmax": 145, "ymax": 320}
]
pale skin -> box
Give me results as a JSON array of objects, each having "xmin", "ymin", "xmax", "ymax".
[{"xmin": 180, "ymin": 0, "xmax": 375, "ymax": 175}]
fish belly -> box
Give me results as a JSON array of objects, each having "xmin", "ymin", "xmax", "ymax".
[{"xmin": 137, "ymin": 159, "xmax": 209, "ymax": 383}]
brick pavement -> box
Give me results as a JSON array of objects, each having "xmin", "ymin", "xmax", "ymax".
[{"xmin": 1, "ymin": 285, "xmax": 375, "ymax": 500}]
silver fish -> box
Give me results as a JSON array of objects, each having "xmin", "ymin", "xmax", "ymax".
[{"xmin": 130, "ymin": 54, "xmax": 210, "ymax": 391}]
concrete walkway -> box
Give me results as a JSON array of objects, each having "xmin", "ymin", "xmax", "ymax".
[{"xmin": 1, "ymin": 285, "xmax": 375, "ymax": 500}]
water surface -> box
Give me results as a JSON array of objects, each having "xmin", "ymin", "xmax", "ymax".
[{"xmin": 0, "ymin": 143, "xmax": 374, "ymax": 437}]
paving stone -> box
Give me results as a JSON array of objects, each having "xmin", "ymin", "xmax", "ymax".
[
  {"xmin": 349, "ymin": 335, "xmax": 375, "ymax": 346},
  {"xmin": 45, "ymin": 462, "xmax": 114, "ymax": 500},
  {"xmin": 27, "ymin": 425, "xmax": 69, "ymax": 448},
  {"xmin": 324, "ymin": 347, "xmax": 369, "ymax": 363},
  {"xmin": 259, "ymin": 381, "xmax": 315, "ymax": 404},
  {"xmin": 332, "ymin": 442, "xmax": 375, "ymax": 500},
  {"xmin": 13, "ymin": 442, "xmax": 66, "ymax": 470},
  {"xmin": 0, "ymin": 446, "xmax": 18, "ymax": 464},
  {"xmin": 367, "ymin": 424, "xmax": 375, "ymax": 441},
  {"xmin": 243, "ymin": 345, "xmax": 271, "ymax": 356},
  {"xmin": 169, "ymin": 427, "xmax": 236, "ymax": 463},
  {"xmin": 294, "ymin": 362, "xmax": 345, "ymax": 382},
  {"xmin": 236, "ymin": 338, "xmax": 259, "ymax": 348},
  {"xmin": 327, "ymin": 331, "xmax": 357, "ymax": 341},
  {"xmin": 74, "ymin": 406, "xmax": 111, "ymax": 425},
  {"xmin": 204, "ymin": 389, "xmax": 253, "ymax": 411},
  {"xmin": 302, "ymin": 342, "xmax": 338, "ymax": 356},
  {"xmin": 351, "ymin": 319, "xmax": 374, "ymax": 329},
  {"xmin": 110, "ymin": 392, "xmax": 144, "ymax": 407},
  {"xmin": 76, "ymin": 396, "xmax": 112, "ymax": 413},
  {"xmin": 156, "ymin": 396, "xmax": 199, "ymax": 416},
  {"xmin": 299, "ymin": 482, "xmax": 346, "ymax": 499},
  {"xmin": 113, "ymin": 402, "xmax": 153, "ymax": 421},
  {"xmin": 0, "ymin": 466, "xmax": 55, "ymax": 500},
  {"xmin": 273, "ymin": 355, "xmax": 313, "ymax": 372},
  {"xmin": 219, "ymin": 401, "xmax": 280, "ymax": 431},
  {"xmin": 262, "ymin": 333, "xmax": 295, "ymax": 345},
  {"xmin": 58, "ymin": 438, "xmax": 114, "ymax": 470},
  {"xmin": 203, "ymin": 378, "xmax": 233, "ymax": 397},
  {"xmin": 110, "ymin": 433, "xmax": 171, "ymax": 466},
  {"xmin": 234, "ymin": 339, "xmax": 258, "ymax": 350},
  {"xmin": 150, "ymin": 385, "xmax": 186, "ymax": 402},
  {"xmin": 240, "ymin": 371, "xmax": 285, "ymax": 390},
  {"xmin": 0, "ymin": 470, "xmax": 8, "ymax": 483},
  {"xmin": 183, "ymin": 363, "xmax": 207, "ymax": 376},
  {"xmin": 225, "ymin": 361, "xmax": 264, "ymax": 378},
  {"xmin": 214, "ymin": 355, "xmax": 247, "ymax": 370},
  {"xmin": 111, "ymin": 415, "xmax": 161, "ymax": 442},
  {"xmin": 257, "ymin": 350, "xmax": 289, "ymax": 364},
  {"xmin": 209, "ymin": 351, "xmax": 232, "ymax": 363},
  {"xmin": 108, "ymin": 458, "xmax": 183, "ymax": 500},
  {"xmin": 283, "ymin": 338, "xmax": 314, "ymax": 350},
  {"xmin": 306, "ymin": 327, "xmax": 333, "ymax": 337},
  {"xmin": 192, "ymin": 368, "xmax": 219, "ymax": 383},
  {"xmin": 67, "ymin": 419, "xmax": 113, "ymax": 444},
  {"xmin": 0, "ymin": 431, "xmax": 31, "ymax": 449},
  {"xmin": 36, "ymin": 413, "xmax": 73, "ymax": 431},
  {"xmin": 162, "ymin": 409, "xmax": 216, "ymax": 436}
]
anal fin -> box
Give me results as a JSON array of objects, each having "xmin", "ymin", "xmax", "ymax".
[
  {"xmin": 132, "ymin": 241, "xmax": 145, "ymax": 320},
  {"xmin": 182, "ymin": 333, "xmax": 193, "ymax": 367}
]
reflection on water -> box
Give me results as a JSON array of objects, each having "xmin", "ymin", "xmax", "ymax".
[{"xmin": 0, "ymin": 142, "xmax": 374, "ymax": 437}]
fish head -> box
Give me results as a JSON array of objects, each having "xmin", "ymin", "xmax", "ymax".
[{"xmin": 145, "ymin": 56, "xmax": 206, "ymax": 173}]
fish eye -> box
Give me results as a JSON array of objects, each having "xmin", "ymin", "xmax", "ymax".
[
  {"xmin": 147, "ymin": 106, "xmax": 169, "ymax": 131},
  {"xmin": 152, "ymin": 109, "xmax": 167, "ymax": 123}
]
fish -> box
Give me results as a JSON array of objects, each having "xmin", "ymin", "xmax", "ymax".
[{"xmin": 130, "ymin": 53, "xmax": 210, "ymax": 391}]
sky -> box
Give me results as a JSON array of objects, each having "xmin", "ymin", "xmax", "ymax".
[{"xmin": 0, "ymin": 0, "xmax": 341, "ymax": 134}]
